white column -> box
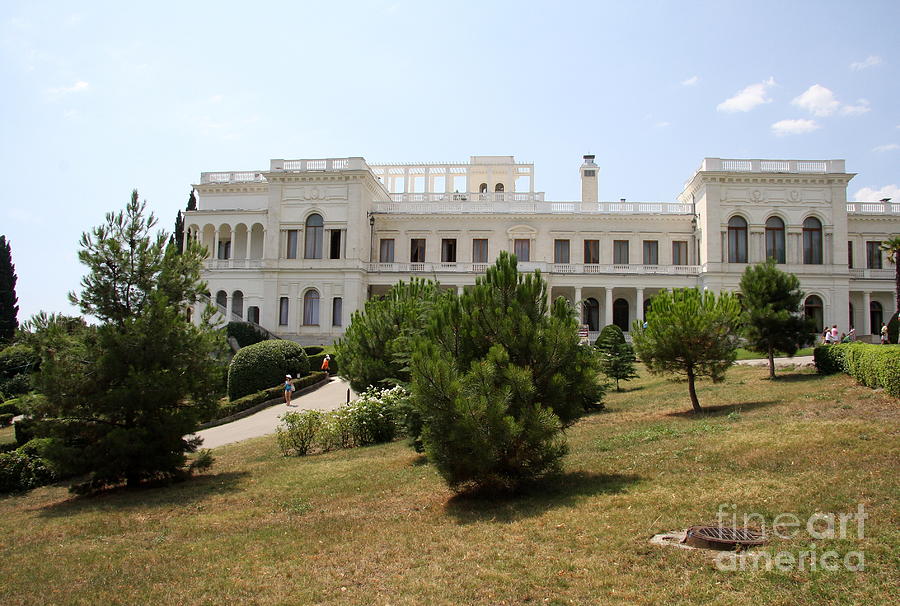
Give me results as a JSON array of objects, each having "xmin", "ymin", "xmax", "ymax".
[
  {"xmin": 226, "ymin": 294, "xmax": 232, "ymax": 319},
  {"xmin": 605, "ymin": 287, "xmax": 614, "ymax": 327},
  {"xmin": 575, "ymin": 287, "xmax": 583, "ymax": 323},
  {"xmin": 457, "ymin": 285, "xmax": 464, "ymax": 295},
  {"xmin": 862, "ymin": 291, "xmax": 871, "ymax": 336},
  {"xmin": 214, "ymin": 226, "xmax": 221, "ymax": 260},
  {"xmin": 636, "ymin": 287, "xmax": 645, "ymax": 322}
]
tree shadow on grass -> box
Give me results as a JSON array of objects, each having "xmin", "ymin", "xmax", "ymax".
[
  {"xmin": 665, "ymin": 400, "xmax": 779, "ymax": 418},
  {"xmin": 770, "ymin": 373, "xmax": 822, "ymax": 383},
  {"xmin": 36, "ymin": 471, "xmax": 250, "ymax": 518},
  {"xmin": 444, "ymin": 471, "xmax": 641, "ymax": 525}
]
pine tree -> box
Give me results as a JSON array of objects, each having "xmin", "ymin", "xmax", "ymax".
[
  {"xmin": 594, "ymin": 324, "xmax": 638, "ymax": 390},
  {"xmin": 28, "ymin": 191, "xmax": 225, "ymax": 492},
  {"xmin": 632, "ymin": 288, "xmax": 742, "ymax": 412},
  {"xmin": 335, "ymin": 278, "xmax": 444, "ymax": 392},
  {"xmin": 739, "ymin": 259, "xmax": 815, "ymax": 378},
  {"xmin": 410, "ymin": 252, "xmax": 603, "ymax": 492},
  {"xmin": 0, "ymin": 236, "xmax": 18, "ymax": 343}
]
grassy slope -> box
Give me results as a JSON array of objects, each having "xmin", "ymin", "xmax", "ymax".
[{"xmin": 0, "ymin": 366, "xmax": 897, "ymax": 605}]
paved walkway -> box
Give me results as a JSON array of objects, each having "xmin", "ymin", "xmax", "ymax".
[
  {"xmin": 195, "ymin": 377, "xmax": 355, "ymax": 449},
  {"xmin": 735, "ymin": 355, "xmax": 814, "ymax": 368}
]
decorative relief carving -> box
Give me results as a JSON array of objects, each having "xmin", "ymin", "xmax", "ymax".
[
  {"xmin": 789, "ymin": 190, "xmax": 800, "ymax": 202},
  {"xmin": 750, "ymin": 189, "xmax": 764, "ymax": 203},
  {"xmin": 283, "ymin": 185, "xmax": 348, "ymax": 201}
]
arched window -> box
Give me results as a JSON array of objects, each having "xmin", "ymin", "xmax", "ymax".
[
  {"xmin": 765, "ymin": 216, "xmax": 785, "ymax": 263},
  {"xmin": 247, "ymin": 306, "xmax": 260, "ymax": 324},
  {"xmin": 849, "ymin": 303, "xmax": 854, "ymax": 330},
  {"xmin": 494, "ymin": 183, "xmax": 504, "ymax": 192},
  {"xmin": 304, "ymin": 214, "xmax": 324, "ymax": 259},
  {"xmin": 613, "ymin": 298, "xmax": 630, "ymax": 332},
  {"xmin": 215, "ymin": 290, "xmax": 227, "ymax": 309},
  {"xmin": 727, "ymin": 216, "xmax": 748, "ymax": 263},
  {"xmin": 479, "ymin": 183, "xmax": 488, "ymax": 193},
  {"xmin": 303, "ymin": 290, "xmax": 320, "ymax": 326},
  {"xmin": 232, "ymin": 290, "xmax": 244, "ymax": 319},
  {"xmin": 870, "ymin": 301, "xmax": 883, "ymax": 335},
  {"xmin": 805, "ymin": 295, "xmax": 824, "ymax": 333},
  {"xmin": 582, "ymin": 298, "xmax": 599, "ymax": 332},
  {"xmin": 803, "ymin": 217, "xmax": 823, "ymax": 264}
]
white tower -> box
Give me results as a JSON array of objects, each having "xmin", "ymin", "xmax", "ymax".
[{"xmin": 580, "ymin": 154, "xmax": 599, "ymax": 203}]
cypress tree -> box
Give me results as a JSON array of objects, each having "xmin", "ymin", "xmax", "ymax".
[
  {"xmin": 594, "ymin": 324, "xmax": 638, "ymax": 390},
  {"xmin": 0, "ymin": 236, "xmax": 18, "ymax": 343}
]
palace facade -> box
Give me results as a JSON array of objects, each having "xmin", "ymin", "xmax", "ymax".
[{"xmin": 186, "ymin": 154, "xmax": 899, "ymax": 344}]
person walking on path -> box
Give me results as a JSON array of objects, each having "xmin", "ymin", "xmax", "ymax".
[
  {"xmin": 881, "ymin": 323, "xmax": 889, "ymax": 344},
  {"xmin": 283, "ymin": 374, "xmax": 295, "ymax": 405},
  {"xmin": 321, "ymin": 354, "xmax": 331, "ymax": 377},
  {"xmin": 830, "ymin": 325, "xmax": 839, "ymax": 344}
]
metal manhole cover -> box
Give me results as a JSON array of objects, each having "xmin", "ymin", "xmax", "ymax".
[{"xmin": 683, "ymin": 526, "xmax": 766, "ymax": 550}]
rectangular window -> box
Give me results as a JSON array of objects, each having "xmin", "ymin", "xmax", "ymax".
[
  {"xmin": 613, "ymin": 240, "xmax": 629, "ymax": 264},
  {"xmin": 332, "ymin": 297, "xmax": 342, "ymax": 327},
  {"xmin": 379, "ymin": 238, "xmax": 395, "ymax": 263},
  {"xmin": 217, "ymin": 240, "xmax": 231, "ymax": 260},
  {"xmin": 278, "ymin": 297, "xmax": 289, "ymax": 326},
  {"xmin": 286, "ymin": 230, "xmax": 299, "ymax": 259},
  {"xmin": 643, "ymin": 240, "xmax": 658, "ymax": 265},
  {"xmin": 584, "ymin": 239, "xmax": 599, "ymax": 264},
  {"xmin": 514, "ymin": 239, "xmax": 530, "ymax": 262},
  {"xmin": 410, "ymin": 238, "xmax": 426, "ymax": 263},
  {"xmin": 866, "ymin": 241, "xmax": 883, "ymax": 269},
  {"xmin": 672, "ymin": 241, "xmax": 688, "ymax": 265},
  {"xmin": 472, "ymin": 239, "xmax": 488, "ymax": 263},
  {"xmin": 554, "ymin": 239, "xmax": 570, "ymax": 264},
  {"xmin": 848, "ymin": 241, "xmax": 853, "ymax": 268},
  {"xmin": 441, "ymin": 238, "xmax": 457, "ymax": 263},
  {"xmin": 329, "ymin": 230, "xmax": 341, "ymax": 259}
]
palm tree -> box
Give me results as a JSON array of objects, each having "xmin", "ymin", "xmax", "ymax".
[{"xmin": 880, "ymin": 236, "xmax": 900, "ymax": 316}]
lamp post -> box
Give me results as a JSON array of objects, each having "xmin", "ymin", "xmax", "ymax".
[{"xmin": 368, "ymin": 212, "xmax": 375, "ymax": 263}]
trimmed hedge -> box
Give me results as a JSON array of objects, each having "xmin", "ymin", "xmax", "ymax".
[
  {"xmin": 0, "ymin": 449, "xmax": 55, "ymax": 493},
  {"xmin": 208, "ymin": 371, "xmax": 327, "ymax": 422},
  {"xmin": 227, "ymin": 340, "xmax": 310, "ymax": 400},
  {"xmin": 814, "ymin": 343, "xmax": 900, "ymax": 397},
  {"xmin": 303, "ymin": 346, "xmax": 324, "ymax": 356},
  {"xmin": 226, "ymin": 322, "xmax": 269, "ymax": 348}
]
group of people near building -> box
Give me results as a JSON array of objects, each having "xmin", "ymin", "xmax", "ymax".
[{"xmin": 822, "ymin": 323, "xmax": 891, "ymax": 345}]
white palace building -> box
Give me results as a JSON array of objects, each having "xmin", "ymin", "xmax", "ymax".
[{"xmin": 185, "ymin": 154, "xmax": 899, "ymax": 345}]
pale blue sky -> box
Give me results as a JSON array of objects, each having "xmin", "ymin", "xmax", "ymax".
[{"xmin": 2, "ymin": 0, "xmax": 898, "ymax": 321}]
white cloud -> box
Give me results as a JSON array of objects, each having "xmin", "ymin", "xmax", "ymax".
[
  {"xmin": 48, "ymin": 80, "xmax": 89, "ymax": 94},
  {"xmin": 681, "ymin": 75, "xmax": 699, "ymax": 86},
  {"xmin": 655, "ymin": 121, "xmax": 670, "ymax": 128},
  {"xmin": 62, "ymin": 109, "xmax": 78, "ymax": 119},
  {"xmin": 850, "ymin": 55, "xmax": 882, "ymax": 71},
  {"xmin": 791, "ymin": 84, "xmax": 840, "ymax": 117},
  {"xmin": 841, "ymin": 99, "xmax": 870, "ymax": 115},
  {"xmin": 873, "ymin": 143, "xmax": 900, "ymax": 153},
  {"xmin": 716, "ymin": 77, "xmax": 775, "ymax": 113},
  {"xmin": 210, "ymin": 94, "xmax": 224, "ymax": 103},
  {"xmin": 853, "ymin": 184, "xmax": 900, "ymax": 202},
  {"xmin": 771, "ymin": 119, "xmax": 820, "ymax": 136}
]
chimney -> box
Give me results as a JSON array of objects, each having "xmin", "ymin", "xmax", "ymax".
[
  {"xmin": 620, "ymin": 198, "xmax": 626, "ymax": 203},
  {"xmin": 580, "ymin": 154, "xmax": 598, "ymax": 203}
]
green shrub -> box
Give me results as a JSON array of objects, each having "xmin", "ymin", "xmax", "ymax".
[
  {"xmin": 14, "ymin": 416, "xmax": 34, "ymax": 446},
  {"xmin": 227, "ymin": 340, "xmax": 309, "ymax": 400},
  {"xmin": 0, "ymin": 413, "xmax": 12, "ymax": 426},
  {"xmin": 0, "ymin": 344, "xmax": 39, "ymax": 379},
  {"xmin": 0, "ymin": 450, "xmax": 55, "ymax": 493},
  {"xmin": 0, "ymin": 398, "xmax": 22, "ymax": 416},
  {"xmin": 0, "ymin": 374, "xmax": 31, "ymax": 398},
  {"xmin": 277, "ymin": 410, "xmax": 324, "ymax": 456},
  {"xmin": 317, "ymin": 407, "xmax": 354, "ymax": 451},
  {"xmin": 226, "ymin": 322, "xmax": 269, "ymax": 348},
  {"xmin": 816, "ymin": 342, "xmax": 900, "ymax": 397},
  {"xmin": 347, "ymin": 386, "xmax": 403, "ymax": 446},
  {"xmin": 303, "ymin": 346, "xmax": 324, "ymax": 356}
]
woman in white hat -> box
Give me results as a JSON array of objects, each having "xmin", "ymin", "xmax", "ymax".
[{"xmin": 283, "ymin": 374, "xmax": 295, "ymax": 405}]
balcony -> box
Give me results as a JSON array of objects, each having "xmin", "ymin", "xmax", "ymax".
[
  {"xmin": 700, "ymin": 158, "xmax": 846, "ymax": 174},
  {"xmin": 206, "ymin": 259, "xmax": 264, "ymax": 269},
  {"xmin": 847, "ymin": 201, "xmax": 900, "ymax": 215},
  {"xmin": 389, "ymin": 192, "xmax": 545, "ymax": 203},
  {"xmin": 850, "ymin": 268, "xmax": 895, "ymax": 280},
  {"xmin": 372, "ymin": 200, "xmax": 692, "ymax": 215},
  {"xmin": 367, "ymin": 262, "xmax": 700, "ymax": 276}
]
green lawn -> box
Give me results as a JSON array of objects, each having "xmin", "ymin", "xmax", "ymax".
[
  {"xmin": 1, "ymin": 365, "xmax": 897, "ymax": 605},
  {"xmin": 735, "ymin": 347, "xmax": 814, "ymax": 360}
]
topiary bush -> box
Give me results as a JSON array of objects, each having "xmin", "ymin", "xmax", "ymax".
[
  {"xmin": 227, "ymin": 340, "xmax": 310, "ymax": 400},
  {"xmin": 307, "ymin": 352, "xmax": 338, "ymax": 375},
  {"xmin": 226, "ymin": 322, "xmax": 269, "ymax": 348},
  {"xmin": 303, "ymin": 346, "xmax": 324, "ymax": 356}
]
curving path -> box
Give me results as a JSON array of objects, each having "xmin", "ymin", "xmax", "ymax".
[
  {"xmin": 194, "ymin": 377, "xmax": 355, "ymax": 449},
  {"xmin": 735, "ymin": 355, "xmax": 814, "ymax": 368}
]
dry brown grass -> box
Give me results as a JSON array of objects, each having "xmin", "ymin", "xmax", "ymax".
[{"xmin": 0, "ymin": 365, "xmax": 897, "ymax": 605}]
